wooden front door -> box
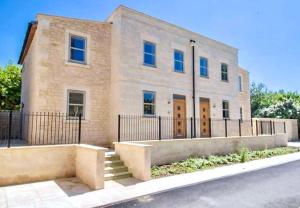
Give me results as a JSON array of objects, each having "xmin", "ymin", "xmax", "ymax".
[
  {"xmin": 200, "ymin": 98, "xmax": 211, "ymax": 137},
  {"xmin": 173, "ymin": 98, "xmax": 187, "ymax": 138}
]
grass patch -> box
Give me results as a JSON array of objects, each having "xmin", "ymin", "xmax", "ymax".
[{"xmin": 151, "ymin": 147, "xmax": 300, "ymax": 178}]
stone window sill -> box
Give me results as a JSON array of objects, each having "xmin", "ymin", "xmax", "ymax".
[{"xmin": 64, "ymin": 61, "xmax": 90, "ymax": 69}]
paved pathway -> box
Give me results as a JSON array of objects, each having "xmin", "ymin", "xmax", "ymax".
[
  {"xmin": 1, "ymin": 143, "xmax": 300, "ymax": 207},
  {"xmin": 288, "ymin": 141, "xmax": 300, "ymax": 147}
]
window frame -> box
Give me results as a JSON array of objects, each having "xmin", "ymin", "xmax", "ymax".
[
  {"xmin": 143, "ymin": 41, "xmax": 156, "ymax": 68},
  {"xmin": 222, "ymin": 100, "xmax": 230, "ymax": 119},
  {"xmin": 67, "ymin": 90, "xmax": 86, "ymax": 119},
  {"xmin": 174, "ymin": 49, "xmax": 184, "ymax": 73},
  {"xmin": 221, "ymin": 63, "xmax": 229, "ymax": 82},
  {"xmin": 200, "ymin": 57, "xmax": 209, "ymax": 78},
  {"xmin": 143, "ymin": 91, "xmax": 156, "ymax": 116},
  {"xmin": 69, "ymin": 34, "xmax": 87, "ymax": 64},
  {"xmin": 238, "ymin": 75, "xmax": 243, "ymax": 92}
]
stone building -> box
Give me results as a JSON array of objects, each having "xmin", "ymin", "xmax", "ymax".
[{"xmin": 18, "ymin": 5, "xmax": 251, "ymax": 146}]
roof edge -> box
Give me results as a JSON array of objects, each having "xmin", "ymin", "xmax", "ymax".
[
  {"xmin": 36, "ymin": 13, "xmax": 108, "ymax": 24},
  {"xmin": 238, "ymin": 66, "xmax": 249, "ymax": 73},
  {"xmin": 18, "ymin": 21, "xmax": 38, "ymax": 64},
  {"xmin": 115, "ymin": 5, "xmax": 238, "ymax": 52}
]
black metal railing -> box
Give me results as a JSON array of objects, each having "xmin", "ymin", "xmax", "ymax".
[
  {"xmin": 0, "ymin": 112, "xmax": 288, "ymax": 146},
  {"xmin": 118, "ymin": 115, "xmax": 287, "ymax": 142},
  {"xmin": 0, "ymin": 111, "xmax": 82, "ymax": 148}
]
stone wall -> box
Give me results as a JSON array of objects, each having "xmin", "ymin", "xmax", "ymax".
[
  {"xmin": 252, "ymin": 118, "xmax": 298, "ymax": 141},
  {"xmin": 108, "ymin": 6, "xmax": 251, "ymax": 143},
  {"xmin": 115, "ymin": 142, "xmax": 152, "ymax": 181},
  {"xmin": 115, "ymin": 133, "xmax": 288, "ymax": 181},
  {"xmin": 238, "ymin": 67, "xmax": 251, "ymax": 120},
  {"xmin": 0, "ymin": 144, "xmax": 106, "ymax": 189},
  {"xmin": 132, "ymin": 134, "xmax": 288, "ymax": 166},
  {"xmin": 21, "ymin": 15, "xmax": 112, "ymax": 146},
  {"xmin": 76, "ymin": 145, "xmax": 106, "ymax": 189},
  {"xmin": 21, "ymin": 24, "xmax": 39, "ymax": 113},
  {"xmin": 21, "ymin": 6, "xmax": 251, "ymax": 146}
]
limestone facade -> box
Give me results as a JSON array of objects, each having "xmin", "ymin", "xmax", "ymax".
[{"xmin": 20, "ymin": 6, "xmax": 251, "ymax": 145}]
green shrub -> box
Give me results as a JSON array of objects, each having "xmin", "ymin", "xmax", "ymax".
[
  {"xmin": 151, "ymin": 147, "xmax": 300, "ymax": 178},
  {"xmin": 239, "ymin": 147, "xmax": 250, "ymax": 163}
]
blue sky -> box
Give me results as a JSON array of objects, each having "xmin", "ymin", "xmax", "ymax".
[{"xmin": 1, "ymin": 0, "xmax": 299, "ymax": 91}]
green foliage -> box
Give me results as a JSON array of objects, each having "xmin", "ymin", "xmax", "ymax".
[
  {"xmin": 251, "ymin": 82, "xmax": 300, "ymax": 133},
  {"xmin": 239, "ymin": 147, "xmax": 250, "ymax": 163},
  {"xmin": 0, "ymin": 64, "xmax": 22, "ymax": 110},
  {"xmin": 151, "ymin": 147, "xmax": 300, "ymax": 178},
  {"xmin": 250, "ymin": 82, "xmax": 270, "ymax": 116},
  {"xmin": 251, "ymin": 82, "xmax": 300, "ymax": 119},
  {"xmin": 258, "ymin": 100, "xmax": 300, "ymax": 120}
]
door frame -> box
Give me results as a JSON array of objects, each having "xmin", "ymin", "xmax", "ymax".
[
  {"xmin": 173, "ymin": 94, "xmax": 187, "ymax": 138},
  {"xmin": 199, "ymin": 97, "xmax": 211, "ymax": 137}
]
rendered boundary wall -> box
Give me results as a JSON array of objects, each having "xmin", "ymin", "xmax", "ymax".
[
  {"xmin": 253, "ymin": 118, "xmax": 298, "ymax": 141},
  {"xmin": 115, "ymin": 134, "xmax": 288, "ymax": 181},
  {"xmin": 0, "ymin": 144, "xmax": 106, "ymax": 189}
]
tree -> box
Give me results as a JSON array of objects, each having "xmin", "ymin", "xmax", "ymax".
[
  {"xmin": 250, "ymin": 82, "xmax": 270, "ymax": 117},
  {"xmin": 251, "ymin": 82, "xmax": 300, "ymax": 117},
  {"xmin": 0, "ymin": 64, "xmax": 22, "ymax": 110},
  {"xmin": 251, "ymin": 82, "xmax": 300, "ymax": 133},
  {"xmin": 257, "ymin": 100, "xmax": 300, "ymax": 120}
]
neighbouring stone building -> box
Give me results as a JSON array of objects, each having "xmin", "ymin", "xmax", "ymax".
[{"xmin": 18, "ymin": 5, "xmax": 251, "ymax": 146}]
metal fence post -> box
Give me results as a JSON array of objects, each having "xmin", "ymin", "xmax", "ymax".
[
  {"xmin": 190, "ymin": 117, "xmax": 193, "ymax": 138},
  {"xmin": 20, "ymin": 109, "xmax": 23, "ymax": 140},
  {"xmin": 78, "ymin": 113, "xmax": 82, "ymax": 144},
  {"xmin": 8, "ymin": 111, "xmax": 12, "ymax": 148},
  {"xmin": 239, "ymin": 119, "xmax": 241, "ymax": 137},
  {"xmin": 225, "ymin": 119, "xmax": 228, "ymax": 137},
  {"xmin": 158, "ymin": 116, "xmax": 162, "ymax": 140},
  {"xmin": 194, "ymin": 118, "xmax": 196, "ymax": 138},
  {"xmin": 284, "ymin": 122, "xmax": 286, "ymax": 134},
  {"xmin": 251, "ymin": 119, "xmax": 253, "ymax": 136},
  {"xmin": 118, "ymin": 115, "xmax": 121, "ymax": 142},
  {"xmin": 256, "ymin": 120, "xmax": 258, "ymax": 136},
  {"xmin": 209, "ymin": 118, "xmax": 212, "ymax": 138},
  {"xmin": 270, "ymin": 120, "xmax": 273, "ymax": 135}
]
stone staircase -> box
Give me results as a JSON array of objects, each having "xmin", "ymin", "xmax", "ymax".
[{"xmin": 104, "ymin": 151, "xmax": 132, "ymax": 181}]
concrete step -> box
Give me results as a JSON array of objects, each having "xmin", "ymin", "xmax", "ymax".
[
  {"xmin": 104, "ymin": 166, "xmax": 128, "ymax": 174},
  {"xmin": 105, "ymin": 154, "xmax": 120, "ymax": 161},
  {"xmin": 104, "ymin": 152, "xmax": 132, "ymax": 180},
  {"xmin": 104, "ymin": 171, "xmax": 133, "ymax": 181},
  {"xmin": 105, "ymin": 151, "xmax": 116, "ymax": 156},
  {"xmin": 105, "ymin": 160, "xmax": 124, "ymax": 168}
]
